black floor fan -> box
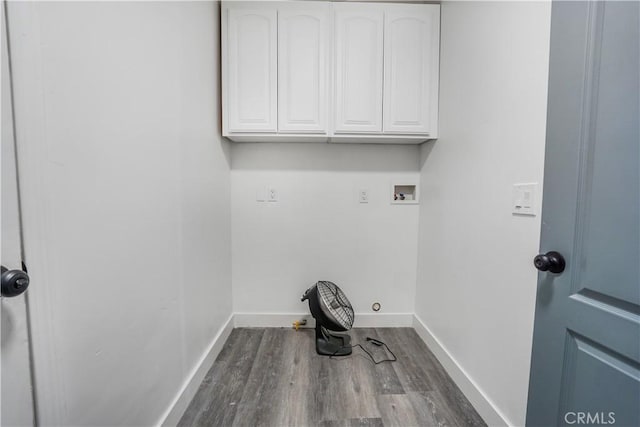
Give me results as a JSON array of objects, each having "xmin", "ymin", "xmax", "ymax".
[{"xmin": 302, "ymin": 281, "xmax": 355, "ymax": 356}]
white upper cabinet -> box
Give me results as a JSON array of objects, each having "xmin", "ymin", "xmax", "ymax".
[
  {"xmin": 278, "ymin": 3, "xmax": 330, "ymax": 133},
  {"xmin": 223, "ymin": 3, "xmax": 277, "ymax": 133},
  {"xmin": 333, "ymin": 4, "xmax": 384, "ymax": 134},
  {"xmin": 383, "ymin": 5, "xmax": 440, "ymax": 135},
  {"xmin": 221, "ymin": 1, "xmax": 440, "ymax": 143}
]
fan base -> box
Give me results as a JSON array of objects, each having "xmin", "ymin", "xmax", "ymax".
[{"xmin": 316, "ymin": 330, "xmax": 352, "ymax": 356}]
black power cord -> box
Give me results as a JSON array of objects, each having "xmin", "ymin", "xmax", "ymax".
[{"xmin": 329, "ymin": 336, "xmax": 397, "ymax": 364}]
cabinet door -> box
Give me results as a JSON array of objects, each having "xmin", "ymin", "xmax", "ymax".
[
  {"xmin": 278, "ymin": 4, "xmax": 329, "ymax": 133},
  {"xmin": 334, "ymin": 4, "xmax": 384, "ymax": 133},
  {"xmin": 224, "ymin": 5, "xmax": 277, "ymax": 133},
  {"xmin": 383, "ymin": 4, "xmax": 440, "ymax": 135}
]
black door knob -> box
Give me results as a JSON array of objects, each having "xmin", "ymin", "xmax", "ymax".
[
  {"xmin": 533, "ymin": 251, "xmax": 566, "ymax": 274},
  {"xmin": 1, "ymin": 266, "xmax": 30, "ymax": 297}
]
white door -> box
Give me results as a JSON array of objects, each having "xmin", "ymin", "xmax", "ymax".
[
  {"xmin": 333, "ymin": 3, "xmax": 384, "ymax": 134},
  {"xmin": 277, "ymin": 3, "xmax": 329, "ymax": 134},
  {"xmin": 383, "ymin": 4, "xmax": 440, "ymax": 135},
  {"xmin": 1, "ymin": 4, "xmax": 35, "ymax": 426},
  {"xmin": 224, "ymin": 3, "xmax": 277, "ymax": 133}
]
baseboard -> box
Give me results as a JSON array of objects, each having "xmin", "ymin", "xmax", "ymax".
[
  {"xmin": 412, "ymin": 314, "xmax": 509, "ymax": 427},
  {"xmin": 233, "ymin": 312, "xmax": 414, "ymax": 328},
  {"xmin": 354, "ymin": 312, "xmax": 414, "ymax": 327},
  {"xmin": 157, "ymin": 314, "xmax": 234, "ymax": 427}
]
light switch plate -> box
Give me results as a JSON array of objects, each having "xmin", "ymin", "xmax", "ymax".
[{"xmin": 513, "ymin": 183, "xmax": 537, "ymax": 216}]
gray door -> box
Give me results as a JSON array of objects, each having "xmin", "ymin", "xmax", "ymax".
[{"xmin": 526, "ymin": 1, "xmax": 639, "ymax": 426}]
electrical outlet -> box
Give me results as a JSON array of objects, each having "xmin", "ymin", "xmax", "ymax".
[
  {"xmin": 267, "ymin": 187, "xmax": 278, "ymax": 202},
  {"xmin": 359, "ymin": 189, "xmax": 369, "ymax": 203}
]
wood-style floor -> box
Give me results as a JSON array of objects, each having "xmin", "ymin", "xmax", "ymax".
[{"xmin": 178, "ymin": 328, "xmax": 486, "ymax": 427}]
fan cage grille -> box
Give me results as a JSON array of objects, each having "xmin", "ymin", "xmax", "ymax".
[{"xmin": 317, "ymin": 281, "xmax": 354, "ymax": 329}]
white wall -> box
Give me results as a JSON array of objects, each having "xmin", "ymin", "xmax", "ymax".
[
  {"xmin": 231, "ymin": 143, "xmax": 420, "ymax": 320},
  {"xmin": 7, "ymin": 2, "xmax": 231, "ymax": 425},
  {"xmin": 415, "ymin": 2, "xmax": 551, "ymax": 426}
]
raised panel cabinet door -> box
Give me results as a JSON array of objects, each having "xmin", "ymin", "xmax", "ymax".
[
  {"xmin": 383, "ymin": 4, "xmax": 440, "ymax": 135},
  {"xmin": 224, "ymin": 4, "xmax": 277, "ymax": 133},
  {"xmin": 333, "ymin": 4, "xmax": 384, "ymax": 134},
  {"xmin": 278, "ymin": 4, "xmax": 329, "ymax": 134}
]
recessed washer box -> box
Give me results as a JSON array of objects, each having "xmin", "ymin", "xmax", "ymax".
[{"xmin": 391, "ymin": 183, "xmax": 419, "ymax": 204}]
